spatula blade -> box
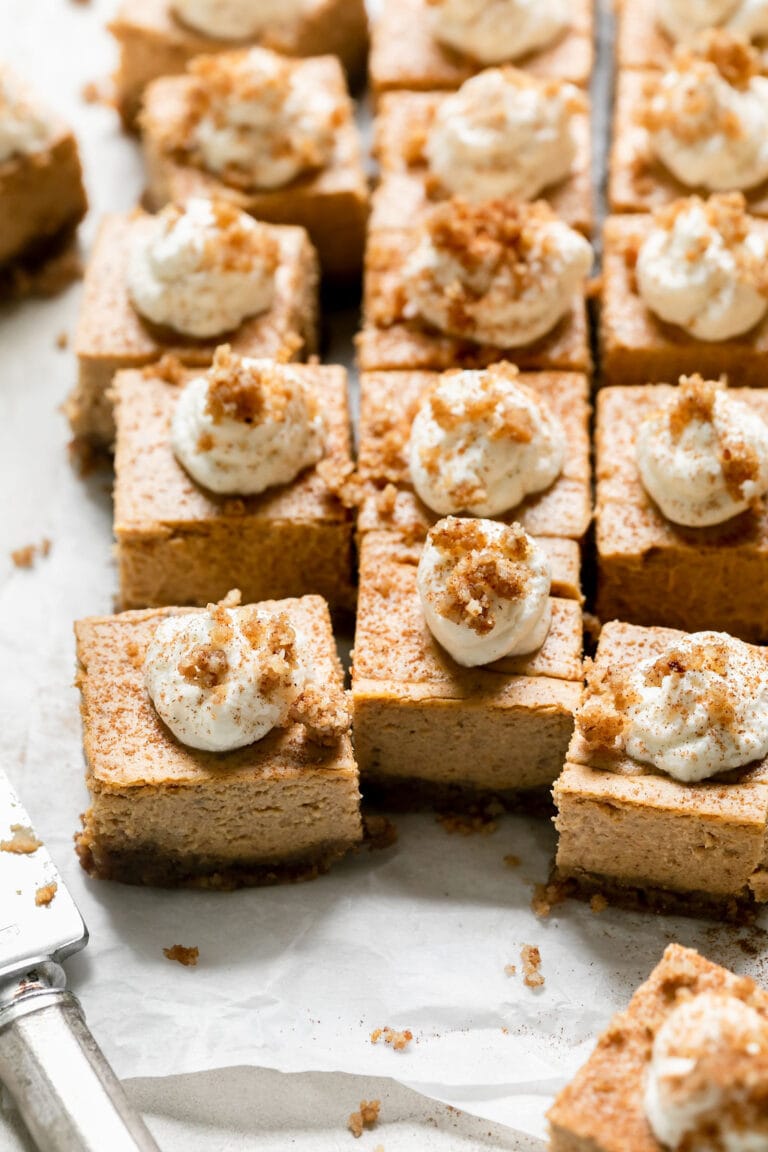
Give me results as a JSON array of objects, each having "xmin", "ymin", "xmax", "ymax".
[{"xmin": 0, "ymin": 767, "xmax": 87, "ymax": 983}]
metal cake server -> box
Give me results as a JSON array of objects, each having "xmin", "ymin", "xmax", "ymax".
[{"xmin": 0, "ymin": 767, "xmax": 160, "ymax": 1151}]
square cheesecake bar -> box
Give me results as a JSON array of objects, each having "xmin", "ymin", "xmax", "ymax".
[
  {"xmin": 74, "ymin": 596, "xmax": 362, "ymax": 887},
  {"xmin": 358, "ymin": 229, "xmax": 591, "ymax": 375},
  {"xmin": 110, "ymin": 0, "xmax": 369, "ymax": 128},
  {"xmin": 0, "ymin": 105, "xmax": 87, "ymax": 284},
  {"xmin": 549, "ymin": 943, "xmax": 768, "ymax": 1151},
  {"xmin": 370, "ymin": 0, "xmax": 594, "ymax": 97},
  {"xmin": 113, "ymin": 360, "xmax": 355, "ymax": 612},
  {"xmin": 69, "ymin": 211, "xmax": 318, "ymax": 448},
  {"xmin": 609, "ymin": 69, "xmax": 768, "ymax": 218},
  {"xmin": 553, "ymin": 621, "xmax": 768, "ymax": 919},
  {"xmin": 356, "ymin": 369, "xmax": 592, "ymax": 543},
  {"xmin": 616, "ymin": 0, "xmax": 768, "ymax": 73},
  {"xmin": 352, "ymin": 530, "xmax": 583, "ymax": 809},
  {"xmin": 141, "ymin": 55, "xmax": 369, "ymax": 279},
  {"xmin": 596, "ymin": 384, "xmax": 768, "ymax": 642},
  {"xmin": 370, "ymin": 88, "xmax": 593, "ymax": 236},
  {"xmin": 600, "ymin": 213, "xmax": 768, "ymax": 387}
]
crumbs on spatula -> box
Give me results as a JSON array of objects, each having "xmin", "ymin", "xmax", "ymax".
[
  {"xmin": 163, "ymin": 944, "xmax": 199, "ymax": 967},
  {"xmin": 1, "ymin": 825, "xmax": 42, "ymax": 854},
  {"xmin": 348, "ymin": 1099, "xmax": 380, "ymax": 1138},
  {"xmin": 370, "ymin": 1026, "xmax": 413, "ymax": 1051},
  {"xmin": 35, "ymin": 882, "xmax": 58, "ymax": 906}
]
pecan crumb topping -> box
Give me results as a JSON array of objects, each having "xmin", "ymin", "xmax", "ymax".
[
  {"xmin": 653, "ymin": 194, "xmax": 768, "ymax": 296},
  {"xmin": 165, "ymin": 199, "xmax": 279, "ymax": 276},
  {"xmin": 178, "ymin": 643, "xmax": 229, "ymax": 688},
  {"xmin": 421, "ymin": 198, "xmax": 559, "ymax": 303},
  {"xmin": 203, "ymin": 345, "xmax": 307, "ymax": 426},
  {"xmin": 521, "ymin": 944, "xmax": 545, "ymax": 989},
  {"xmin": 289, "ymin": 681, "xmax": 350, "ymax": 745},
  {"xmin": 163, "ymin": 944, "xmax": 199, "ymax": 967},
  {"xmin": 370, "ymin": 1026, "xmax": 413, "ymax": 1051},
  {"xmin": 667, "ymin": 374, "xmax": 763, "ymax": 503},
  {"xmin": 429, "ymin": 518, "xmax": 533, "ymax": 636}
]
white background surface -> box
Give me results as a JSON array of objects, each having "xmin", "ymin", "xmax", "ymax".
[{"xmin": 1, "ymin": 2, "xmax": 767, "ymax": 1149}]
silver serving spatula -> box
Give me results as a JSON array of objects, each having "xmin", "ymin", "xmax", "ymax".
[{"xmin": 0, "ymin": 767, "xmax": 160, "ymax": 1151}]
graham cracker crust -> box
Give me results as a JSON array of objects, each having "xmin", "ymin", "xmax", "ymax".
[
  {"xmin": 551, "ymin": 866, "xmax": 761, "ymax": 926},
  {"xmin": 0, "ymin": 225, "xmax": 82, "ymax": 300},
  {"xmin": 75, "ymin": 820, "xmax": 355, "ymax": 890},
  {"xmin": 361, "ymin": 775, "xmax": 553, "ymax": 816}
]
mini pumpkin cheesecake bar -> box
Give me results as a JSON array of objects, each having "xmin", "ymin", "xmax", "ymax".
[
  {"xmin": 357, "ymin": 362, "xmax": 591, "ymax": 546},
  {"xmin": 370, "ymin": 0, "xmax": 594, "ymax": 97},
  {"xmin": 110, "ymin": 0, "xmax": 369, "ymax": 129},
  {"xmin": 371, "ymin": 68, "xmax": 592, "ymax": 236},
  {"xmin": 114, "ymin": 347, "xmax": 355, "ymax": 611},
  {"xmin": 553, "ymin": 623, "xmax": 768, "ymax": 918},
  {"xmin": 549, "ymin": 944, "xmax": 768, "ymax": 1152},
  {"xmin": 596, "ymin": 376, "xmax": 768, "ymax": 641},
  {"xmin": 601, "ymin": 194, "xmax": 768, "ymax": 387},
  {"xmin": 610, "ymin": 32, "xmax": 768, "ymax": 216},
  {"xmin": 75, "ymin": 591, "xmax": 362, "ymax": 887},
  {"xmin": 616, "ymin": 0, "xmax": 768, "ymax": 72},
  {"xmin": 0, "ymin": 65, "xmax": 87, "ymax": 287},
  {"xmin": 358, "ymin": 199, "xmax": 593, "ymax": 375},
  {"xmin": 352, "ymin": 517, "xmax": 583, "ymax": 810},
  {"xmin": 141, "ymin": 48, "xmax": 369, "ymax": 278},
  {"xmin": 69, "ymin": 197, "xmax": 318, "ymax": 449}
]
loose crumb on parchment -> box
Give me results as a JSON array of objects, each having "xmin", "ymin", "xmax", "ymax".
[
  {"xmin": 531, "ymin": 880, "xmax": 569, "ymax": 919},
  {"xmin": 370, "ymin": 1026, "xmax": 413, "ymax": 1051},
  {"xmin": 347, "ymin": 1099, "xmax": 381, "ymax": 1138},
  {"xmin": 10, "ymin": 538, "xmax": 51, "ymax": 569},
  {"xmin": 521, "ymin": 945, "xmax": 545, "ymax": 989},
  {"xmin": 1, "ymin": 825, "xmax": 43, "ymax": 854},
  {"xmin": 35, "ymin": 882, "xmax": 58, "ymax": 907},
  {"xmin": 163, "ymin": 945, "xmax": 199, "ymax": 967}
]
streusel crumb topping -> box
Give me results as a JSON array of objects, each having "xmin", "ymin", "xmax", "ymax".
[
  {"xmin": 203, "ymin": 346, "xmax": 315, "ymax": 429},
  {"xmin": 653, "ymin": 193, "xmax": 768, "ymax": 294},
  {"xmin": 168, "ymin": 200, "xmax": 279, "ymax": 276},
  {"xmin": 424, "ymin": 199, "xmax": 559, "ymax": 299},
  {"xmin": 666, "ymin": 374, "xmax": 763, "ymax": 502},
  {"xmin": 429, "ymin": 518, "xmax": 533, "ymax": 636}
]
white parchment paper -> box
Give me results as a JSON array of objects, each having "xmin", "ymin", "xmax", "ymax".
[{"xmin": 0, "ymin": 2, "xmax": 766, "ymax": 1147}]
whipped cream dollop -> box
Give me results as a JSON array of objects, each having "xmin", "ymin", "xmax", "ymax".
[
  {"xmin": 408, "ymin": 362, "xmax": 565, "ymax": 517},
  {"xmin": 417, "ymin": 517, "xmax": 552, "ymax": 667},
  {"xmin": 636, "ymin": 194, "xmax": 768, "ymax": 341},
  {"xmin": 636, "ymin": 374, "xmax": 768, "ymax": 527},
  {"xmin": 425, "ymin": 67, "xmax": 580, "ymax": 203},
  {"xmin": 404, "ymin": 199, "xmax": 592, "ymax": 348},
  {"xmin": 172, "ymin": 346, "xmax": 324, "ymax": 495},
  {"xmin": 186, "ymin": 48, "xmax": 338, "ymax": 190},
  {"xmin": 645, "ymin": 991, "xmax": 768, "ymax": 1152},
  {"xmin": 427, "ymin": 0, "xmax": 571, "ymax": 64},
  {"xmin": 144, "ymin": 598, "xmax": 306, "ymax": 752},
  {"xmin": 623, "ymin": 631, "xmax": 768, "ymax": 782},
  {"xmin": 172, "ymin": 0, "xmax": 305, "ymax": 40},
  {"xmin": 657, "ymin": 0, "xmax": 768, "ymax": 45},
  {"xmin": 127, "ymin": 198, "xmax": 278, "ymax": 338},
  {"xmin": 640, "ymin": 33, "xmax": 768, "ymax": 192},
  {"xmin": 0, "ymin": 67, "xmax": 55, "ymax": 164}
]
